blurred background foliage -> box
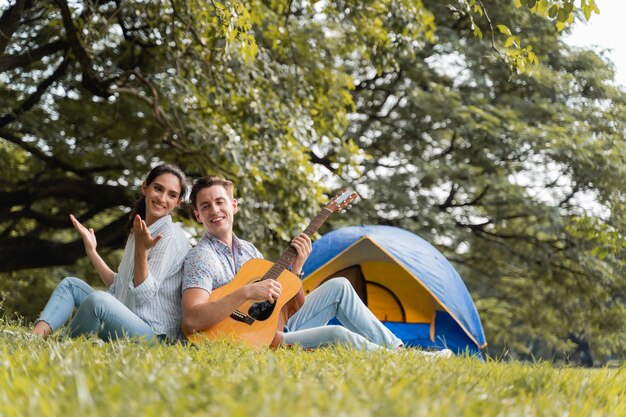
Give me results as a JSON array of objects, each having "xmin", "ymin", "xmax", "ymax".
[{"xmin": 1, "ymin": 0, "xmax": 623, "ymax": 365}]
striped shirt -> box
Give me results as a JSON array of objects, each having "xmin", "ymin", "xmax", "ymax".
[
  {"xmin": 183, "ymin": 232, "xmax": 263, "ymax": 294},
  {"xmin": 108, "ymin": 215, "xmax": 191, "ymax": 340}
]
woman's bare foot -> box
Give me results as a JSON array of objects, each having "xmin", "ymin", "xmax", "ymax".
[{"xmin": 32, "ymin": 321, "xmax": 52, "ymax": 337}]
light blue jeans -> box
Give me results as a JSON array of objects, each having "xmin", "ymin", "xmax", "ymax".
[
  {"xmin": 283, "ymin": 278, "xmax": 403, "ymax": 351},
  {"xmin": 37, "ymin": 277, "xmax": 159, "ymax": 342}
]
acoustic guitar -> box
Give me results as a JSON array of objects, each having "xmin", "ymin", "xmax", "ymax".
[{"xmin": 184, "ymin": 189, "xmax": 359, "ymax": 348}]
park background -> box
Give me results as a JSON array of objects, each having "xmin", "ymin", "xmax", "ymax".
[{"xmin": 1, "ymin": 0, "xmax": 624, "ymax": 367}]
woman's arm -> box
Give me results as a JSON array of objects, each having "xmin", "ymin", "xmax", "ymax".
[
  {"xmin": 127, "ymin": 217, "xmax": 189, "ymax": 306},
  {"xmin": 70, "ymin": 214, "xmax": 115, "ymax": 287},
  {"xmin": 132, "ymin": 215, "xmax": 163, "ymax": 287}
]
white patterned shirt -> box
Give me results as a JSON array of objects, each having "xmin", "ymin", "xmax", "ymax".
[
  {"xmin": 183, "ymin": 232, "xmax": 263, "ymax": 294},
  {"xmin": 108, "ymin": 215, "xmax": 191, "ymax": 340}
]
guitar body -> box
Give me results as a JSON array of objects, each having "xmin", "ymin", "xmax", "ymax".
[{"xmin": 184, "ymin": 258, "xmax": 304, "ymax": 348}]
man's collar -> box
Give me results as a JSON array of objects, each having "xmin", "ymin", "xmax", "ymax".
[{"xmin": 202, "ymin": 231, "xmax": 241, "ymax": 252}]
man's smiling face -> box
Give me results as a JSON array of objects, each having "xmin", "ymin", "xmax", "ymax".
[{"xmin": 193, "ymin": 184, "xmax": 238, "ymax": 242}]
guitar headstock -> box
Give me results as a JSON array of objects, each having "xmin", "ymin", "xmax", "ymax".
[{"xmin": 325, "ymin": 189, "xmax": 360, "ymax": 213}]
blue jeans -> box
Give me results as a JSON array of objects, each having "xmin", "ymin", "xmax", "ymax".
[
  {"xmin": 37, "ymin": 277, "xmax": 158, "ymax": 342},
  {"xmin": 283, "ymin": 278, "xmax": 403, "ymax": 351}
]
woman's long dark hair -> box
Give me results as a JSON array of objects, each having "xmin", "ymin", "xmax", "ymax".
[{"xmin": 125, "ymin": 164, "xmax": 188, "ymax": 234}]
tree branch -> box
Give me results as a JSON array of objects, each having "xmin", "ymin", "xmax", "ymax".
[
  {"xmin": 0, "ymin": 57, "xmax": 70, "ymax": 127},
  {"xmin": 354, "ymin": 70, "xmax": 399, "ymax": 91},
  {"xmin": 0, "ymin": 130, "xmax": 123, "ymax": 178},
  {"xmin": 429, "ymin": 131, "xmax": 457, "ymax": 161},
  {"xmin": 438, "ymin": 183, "xmax": 459, "ymax": 209},
  {"xmin": 0, "ymin": 0, "xmax": 30, "ymax": 54},
  {"xmin": 308, "ymin": 150, "xmax": 336, "ymax": 173},
  {"xmin": 0, "ymin": 178, "xmax": 131, "ymax": 209},
  {"xmin": 352, "ymin": 72, "xmax": 404, "ymax": 141},
  {"xmin": 476, "ymin": 0, "xmax": 505, "ymax": 59},
  {"xmin": 437, "ymin": 185, "xmax": 490, "ymax": 210},
  {"xmin": 0, "ymin": 39, "xmax": 68, "ymax": 72},
  {"xmin": 0, "ymin": 214, "xmax": 128, "ymax": 272},
  {"xmin": 54, "ymin": 0, "xmax": 112, "ymax": 97}
]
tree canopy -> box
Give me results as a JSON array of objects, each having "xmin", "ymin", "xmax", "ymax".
[{"xmin": 1, "ymin": 0, "xmax": 623, "ymax": 364}]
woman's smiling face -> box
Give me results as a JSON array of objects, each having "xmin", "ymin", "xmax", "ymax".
[{"xmin": 142, "ymin": 173, "xmax": 182, "ymax": 224}]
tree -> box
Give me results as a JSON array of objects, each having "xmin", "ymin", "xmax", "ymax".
[{"xmin": 0, "ymin": 0, "xmax": 603, "ymax": 271}]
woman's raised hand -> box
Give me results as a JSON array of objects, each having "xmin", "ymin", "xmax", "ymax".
[
  {"xmin": 70, "ymin": 214, "xmax": 97, "ymax": 254},
  {"xmin": 69, "ymin": 214, "xmax": 115, "ymax": 287},
  {"xmin": 133, "ymin": 214, "xmax": 162, "ymax": 252}
]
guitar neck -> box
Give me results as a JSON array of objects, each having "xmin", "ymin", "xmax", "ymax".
[{"xmin": 263, "ymin": 208, "xmax": 333, "ymax": 281}]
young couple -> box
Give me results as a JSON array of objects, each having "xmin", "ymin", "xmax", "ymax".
[{"xmin": 32, "ymin": 166, "xmax": 405, "ymax": 351}]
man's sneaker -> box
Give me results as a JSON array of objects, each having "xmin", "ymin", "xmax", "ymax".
[{"xmin": 418, "ymin": 348, "xmax": 453, "ymax": 360}]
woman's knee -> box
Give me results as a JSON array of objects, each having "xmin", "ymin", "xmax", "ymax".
[
  {"xmin": 79, "ymin": 291, "xmax": 114, "ymax": 313},
  {"xmin": 58, "ymin": 276, "xmax": 84, "ymax": 288}
]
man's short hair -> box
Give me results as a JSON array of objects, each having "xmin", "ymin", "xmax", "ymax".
[{"xmin": 190, "ymin": 175, "xmax": 235, "ymax": 209}]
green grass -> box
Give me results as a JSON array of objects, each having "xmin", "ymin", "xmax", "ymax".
[{"xmin": 0, "ymin": 331, "xmax": 624, "ymax": 417}]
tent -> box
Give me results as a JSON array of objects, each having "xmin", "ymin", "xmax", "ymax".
[{"xmin": 301, "ymin": 225, "xmax": 487, "ymax": 356}]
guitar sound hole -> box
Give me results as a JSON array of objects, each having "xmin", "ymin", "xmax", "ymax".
[{"xmin": 248, "ymin": 301, "xmax": 276, "ymax": 321}]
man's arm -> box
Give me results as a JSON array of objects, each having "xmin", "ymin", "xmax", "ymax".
[{"xmin": 182, "ymin": 280, "xmax": 282, "ymax": 333}]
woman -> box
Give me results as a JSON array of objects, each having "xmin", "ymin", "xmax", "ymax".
[{"xmin": 32, "ymin": 164, "xmax": 191, "ymax": 343}]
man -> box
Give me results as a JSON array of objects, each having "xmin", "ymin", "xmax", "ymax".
[{"xmin": 181, "ymin": 175, "xmax": 404, "ymax": 351}]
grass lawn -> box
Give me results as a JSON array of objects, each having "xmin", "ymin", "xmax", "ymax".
[{"xmin": 0, "ymin": 331, "xmax": 624, "ymax": 417}]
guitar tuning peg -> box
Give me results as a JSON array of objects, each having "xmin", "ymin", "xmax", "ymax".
[
  {"xmin": 341, "ymin": 209, "xmax": 346, "ymax": 213},
  {"xmin": 347, "ymin": 204, "xmax": 352, "ymax": 210}
]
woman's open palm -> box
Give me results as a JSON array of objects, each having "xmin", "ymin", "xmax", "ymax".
[
  {"xmin": 70, "ymin": 214, "xmax": 97, "ymax": 253},
  {"xmin": 133, "ymin": 215, "xmax": 162, "ymax": 251}
]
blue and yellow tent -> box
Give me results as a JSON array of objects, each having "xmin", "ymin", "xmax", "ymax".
[{"xmin": 301, "ymin": 225, "xmax": 487, "ymax": 356}]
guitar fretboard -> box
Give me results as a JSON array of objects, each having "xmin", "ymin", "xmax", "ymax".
[{"xmin": 262, "ymin": 208, "xmax": 333, "ymax": 281}]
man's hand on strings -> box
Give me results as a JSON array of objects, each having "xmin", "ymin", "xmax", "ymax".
[{"xmin": 290, "ymin": 233, "xmax": 312, "ymax": 277}]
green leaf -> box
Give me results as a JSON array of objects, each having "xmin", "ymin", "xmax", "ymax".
[
  {"xmin": 473, "ymin": 25, "xmax": 483, "ymax": 39},
  {"xmin": 505, "ymin": 36, "xmax": 519, "ymax": 48},
  {"xmin": 548, "ymin": 5, "xmax": 558, "ymax": 18},
  {"xmin": 497, "ymin": 24, "xmax": 512, "ymax": 36}
]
